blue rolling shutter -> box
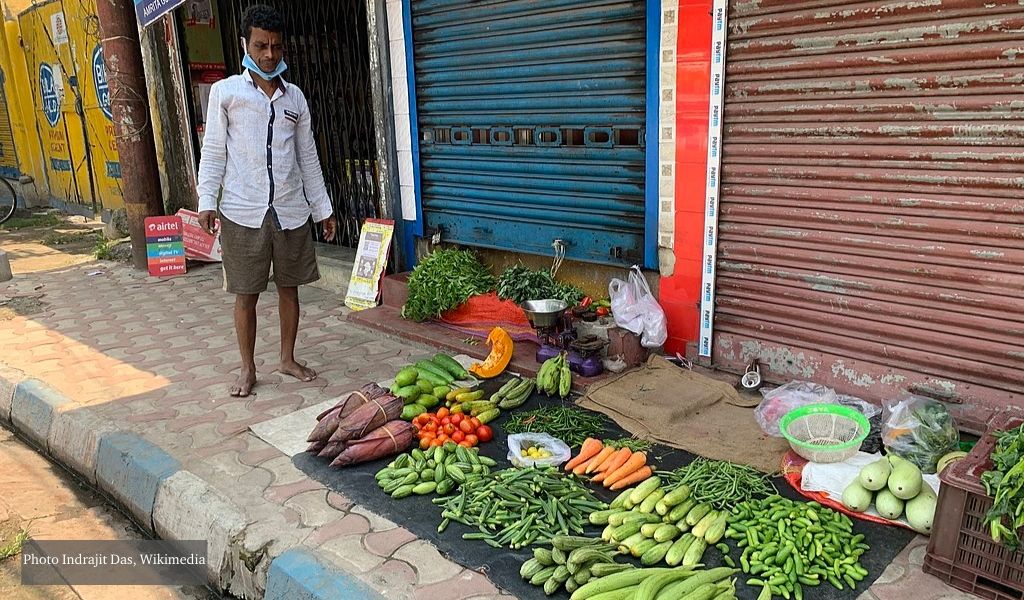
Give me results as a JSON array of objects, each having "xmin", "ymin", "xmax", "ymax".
[{"xmin": 409, "ymin": 0, "xmax": 648, "ymax": 266}]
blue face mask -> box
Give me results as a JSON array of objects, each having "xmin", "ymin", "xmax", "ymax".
[{"xmin": 242, "ymin": 53, "xmax": 287, "ymax": 80}]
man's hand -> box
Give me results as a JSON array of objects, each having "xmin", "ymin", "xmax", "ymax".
[
  {"xmin": 319, "ymin": 216, "xmax": 336, "ymax": 243},
  {"xmin": 198, "ymin": 210, "xmax": 218, "ymax": 235}
]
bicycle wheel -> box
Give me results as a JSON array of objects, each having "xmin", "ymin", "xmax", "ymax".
[{"xmin": 0, "ymin": 177, "xmax": 16, "ymax": 224}]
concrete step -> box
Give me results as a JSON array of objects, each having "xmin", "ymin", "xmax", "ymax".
[
  {"xmin": 309, "ymin": 243, "xmax": 355, "ymax": 296},
  {"xmin": 381, "ymin": 272, "xmax": 409, "ymax": 309}
]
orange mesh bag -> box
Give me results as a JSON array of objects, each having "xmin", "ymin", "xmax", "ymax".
[{"xmin": 437, "ymin": 293, "xmax": 537, "ymax": 341}]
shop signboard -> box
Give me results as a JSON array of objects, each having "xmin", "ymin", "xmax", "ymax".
[
  {"xmin": 134, "ymin": 0, "xmax": 187, "ymax": 28},
  {"xmin": 145, "ymin": 216, "xmax": 186, "ymax": 277}
]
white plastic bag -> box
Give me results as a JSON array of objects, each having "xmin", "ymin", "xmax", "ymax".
[
  {"xmin": 507, "ymin": 433, "xmax": 572, "ymax": 468},
  {"xmin": 608, "ymin": 266, "xmax": 668, "ymax": 349},
  {"xmin": 755, "ymin": 381, "xmax": 838, "ymax": 437}
]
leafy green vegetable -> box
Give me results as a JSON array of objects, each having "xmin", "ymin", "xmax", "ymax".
[
  {"xmin": 402, "ymin": 249, "xmax": 496, "ymax": 322},
  {"xmin": 496, "ymin": 265, "xmax": 585, "ymax": 306},
  {"xmin": 983, "ymin": 424, "xmax": 1024, "ymax": 548}
]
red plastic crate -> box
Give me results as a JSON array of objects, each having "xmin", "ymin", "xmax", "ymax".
[{"xmin": 924, "ymin": 413, "xmax": 1024, "ymax": 600}]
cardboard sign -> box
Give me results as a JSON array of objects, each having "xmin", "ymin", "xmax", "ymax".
[
  {"xmin": 176, "ymin": 209, "xmax": 222, "ymax": 262},
  {"xmin": 344, "ymin": 219, "xmax": 394, "ymax": 311},
  {"xmin": 145, "ymin": 216, "xmax": 186, "ymax": 277}
]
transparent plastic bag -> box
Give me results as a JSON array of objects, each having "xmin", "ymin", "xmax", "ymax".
[
  {"xmin": 608, "ymin": 266, "xmax": 667, "ymax": 349},
  {"xmin": 755, "ymin": 381, "xmax": 838, "ymax": 437},
  {"xmin": 507, "ymin": 433, "xmax": 572, "ymax": 468},
  {"xmin": 882, "ymin": 395, "xmax": 959, "ymax": 474}
]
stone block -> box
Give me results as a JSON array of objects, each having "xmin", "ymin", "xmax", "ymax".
[
  {"xmin": 266, "ymin": 548, "xmax": 383, "ymax": 600},
  {"xmin": 11, "ymin": 379, "xmax": 71, "ymax": 450},
  {"xmin": 96, "ymin": 432, "xmax": 180, "ymax": 530}
]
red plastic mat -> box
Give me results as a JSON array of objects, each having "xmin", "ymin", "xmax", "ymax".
[
  {"xmin": 436, "ymin": 293, "xmax": 537, "ymax": 342},
  {"xmin": 781, "ymin": 451, "xmax": 914, "ymax": 531}
]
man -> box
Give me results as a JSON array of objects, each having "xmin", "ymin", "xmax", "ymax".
[{"xmin": 196, "ymin": 4, "xmax": 335, "ymax": 397}]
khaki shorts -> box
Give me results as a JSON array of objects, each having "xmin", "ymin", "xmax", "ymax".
[{"xmin": 219, "ymin": 210, "xmax": 319, "ymax": 295}]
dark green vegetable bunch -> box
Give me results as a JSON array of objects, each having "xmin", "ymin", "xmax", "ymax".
[
  {"xmin": 983, "ymin": 424, "xmax": 1024, "ymax": 548},
  {"xmin": 497, "ymin": 264, "xmax": 585, "ymax": 306},
  {"xmin": 402, "ymin": 249, "xmax": 496, "ymax": 322}
]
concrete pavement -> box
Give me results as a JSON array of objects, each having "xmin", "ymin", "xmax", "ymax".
[{"xmin": 0, "ymin": 218, "xmax": 973, "ymax": 600}]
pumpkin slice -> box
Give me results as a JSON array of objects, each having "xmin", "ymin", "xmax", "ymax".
[{"xmin": 469, "ymin": 327, "xmax": 514, "ymax": 378}]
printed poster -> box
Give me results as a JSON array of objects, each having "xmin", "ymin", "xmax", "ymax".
[{"xmin": 344, "ymin": 219, "xmax": 394, "ymax": 311}]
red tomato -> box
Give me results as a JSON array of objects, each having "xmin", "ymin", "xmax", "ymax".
[
  {"xmin": 459, "ymin": 420, "xmax": 474, "ymax": 434},
  {"xmin": 429, "ymin": 439, "xmax": 443, "ymax": 448},
  {"xmin": 464, "ymin": 434, "xmax": 479, "ymax": 447},
  {"xmin": 450, "ymin": 414, "xmax": 463, "ymax": 425},
  {"xmin": 441, "ymin": 416, "xmax": 451, "ymax": 426},
  {"xmin": 458, "ymin": 441, "xmax": 473, "ymax": 448},
  {"xmin": 469, "ymin": 417, "xmax": 482, "ymax": 429},
  {"xmin": 424, "ymin": 421, "xmax": 438, "ymax": 433},
  {"xmin": 419, "ymin": 437, "xmax": 432, "ymax": 450},
  {"xmin": 451, "ymin": 431, "xmax": 465, "ymax": 443},
  {"xmin": 437, "ymin": 434, "xmax": 450, "ymax": 444},
  {"xmin": 476, "ymin": 425, "xmax": 494, "ymax": 443},
  {"xmin": 443, "ymin": 423, "xmax": 457, "ymax": 435},
  {"xmin": 437, "ymin": 407, "xmax": 449, "ymax": 419}
]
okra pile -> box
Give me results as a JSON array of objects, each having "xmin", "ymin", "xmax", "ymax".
[
  {"xmin": 434, "ymin": 466, "xmax": 606, "ymax": 549},
  {"xmin": 728, "ymin": 495, "xmax": 870, "ymax": 600}
]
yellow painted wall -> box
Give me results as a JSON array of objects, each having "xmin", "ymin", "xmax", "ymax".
[
  {"xmin": 0, "ymin": 18, "xmax": 21, "ymax": 180},
  {"xmin": 15, "ymin": 0, "xmax": 123, "ymax": 212}
]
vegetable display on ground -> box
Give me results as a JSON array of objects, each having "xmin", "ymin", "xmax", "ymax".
[
  {"xmin": 375, "ymin": 443, "xmax": 495, "ymax": 498},
  {"xmin": 657, "ymin": 458, "xmax": 778, "ymax": 509},
  {"xmin": 842, "ymin": 454, "xmax": 936, "ymax": 534}
]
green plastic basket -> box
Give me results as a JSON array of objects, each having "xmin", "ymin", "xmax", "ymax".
[{"xmin": 780, "ymin": 404, "xmax": 870, "ymax": 464}]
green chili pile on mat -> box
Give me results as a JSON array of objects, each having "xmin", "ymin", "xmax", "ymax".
[
  {"xmin": 658, "ymin": 457, "xmax": 777, "ymax": 509},
  {"xmin": 402, "ymin": 249, "xmax": 496, "ymax": 322},
  {"xmin": 983, "ymin": 423, "xmax": 1024, "ymax": 548},
  {"xmin": 433, "ymin": 466, "xmax": 606, "ymax": 549},
  {"xmin": 505, "ymin": 406, "xmax": 606, "ymax": 448}
]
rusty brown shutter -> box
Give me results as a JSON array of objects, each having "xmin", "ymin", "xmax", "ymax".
[{"xmin": 713, "ymin": 0, "xmax": 1024, "ymax": 428}]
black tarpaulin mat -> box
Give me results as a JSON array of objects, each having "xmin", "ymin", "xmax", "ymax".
[{"xmin": 292, "ymin": 379, "xmax": 916, "ymax": 600}]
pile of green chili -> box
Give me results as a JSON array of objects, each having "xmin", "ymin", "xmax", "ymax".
[
  {"xmin": 504, "ymin": 406, "xmax": 606, "ymax": 447},
  {"xmin": 658, "ymin": 457, "xmax": 777, "ymax": 508}
]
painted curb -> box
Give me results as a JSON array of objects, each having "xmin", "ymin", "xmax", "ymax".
[
  {"xmin": 153, "ymin": 471, "xmax": 248, "ymax": 590},
  {"xmin": 11, "ymin": 379, "xmax": 71, "ymax": 450},
  {"xmin": 266, "ymin": 548, "xmax": 385, "ymax": 600},
  {"xmin": 48, "ymin": 407, "xmax": 119, "ymax": 486},
  {"xmin": 0, "ymin": 364, "xmax": 24, "ymax": 423},
  {"xmin": 96, "ymin": 431, "xmax": 180, "ymax": 531}
]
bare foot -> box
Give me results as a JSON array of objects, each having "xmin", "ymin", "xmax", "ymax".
[
  {"xmin": 280, "ymin": 360, "xmax": 317, "ymax": 382},
  {"xmin": 230, "ymin": 370, "xmax": 257, "ymax": 397}
]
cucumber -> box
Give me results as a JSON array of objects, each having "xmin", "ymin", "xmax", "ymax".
[
  {"xmin": 630, "ymin": 477, "xmax": 663, "ymax": 505},
  {"xmin": 641, "ymin": 540, "xmax": 674, "ymax": 566},
  {"xmin": 682, "ymin": 539, "xmax": 708, "ymax": 567},
  {"xmin": 610, "ymin": 487, "xmax": 634, "ymax": 510},
  {"xmin": 415, "ymin": 368, "xmax": 450, "ymax": 387},
  {"xmin": 692, "ymin": 510, "xmax": 720, "ymax": 539},
  {"xmin": 416, "ymin": 394, "xmax": 440, "ymax": 409},
  {"xmin": 686, "ymin": 503, "xmax": 713, "ymax": 527},
  {"xmin": 641, "ymin": 523, "xmax": 661, "ymax": 538},
  {"xmin": 666, "ymin": 533, "xmax": 696, "ymax": 566},
  {"xmin": 631, "ymin": 538, "xmax": 658, "ymax": 558},
  {"xmin": 654, "ymin": 524, "xmax": 681, "ymax": 543},
  {"xmin": 433, "ymin": 353, "xmax": 470, "ymax": 379},
  {"xmin": 416, "ymin": 378, "xmax": 435, "ymax": 393},
  {"xmin": 668, "ymin": 499, "xmax": 697, "ymax": 522},
  {"xmin": 663, "ymin": 485, "xmax": 692, "ymax": 507},
  {"xmin": 394, "ymin": 367, "xmax": 418, "ymax": 387},
  {"xmin": 416, "ymin": 361, "xmax": 455, "ymax": 383},
  {"xmin": 412, "ymin": 481, "xmax": 437, "ymax": 495},
  {"xmin": 640, "ymin": 489, "xmax": 666, "ymax": 514}
]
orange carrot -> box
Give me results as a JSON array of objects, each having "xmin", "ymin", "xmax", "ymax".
[
  {"xmin": 564, "ymin": 438, "xmax": 603, "ymax": 471},
  {"xmin": 598, "ymin": 446, "xmax": 626, "ymax": 475},
  {"xmin": 585, "ymin": 446, "xmax": 617, "ymax": 474},
  {"xmin": 603, "ymin": 451, "xmax": 648, "ymax": 487},
  {"xmin": 609, "ymin": 466, "xmax": 653, "ymax": 490},
  {"xmin": 595, "ymin": 447, "xmax": 630, "ymax": 473}
]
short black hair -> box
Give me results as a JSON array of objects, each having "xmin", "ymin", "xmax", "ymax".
[{"xmin": 241, "ymin": 5, "xmax": 285, "ymax": 41}]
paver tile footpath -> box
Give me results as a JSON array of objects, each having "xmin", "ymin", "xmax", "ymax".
[{"xmin": 0, "ymin": 252, "xmax": 971, "ymax": 599}]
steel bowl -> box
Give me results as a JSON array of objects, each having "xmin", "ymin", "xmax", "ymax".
[{"xmin": 521, "ymin": 299, "xmax": 568, "ymax": 328}]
